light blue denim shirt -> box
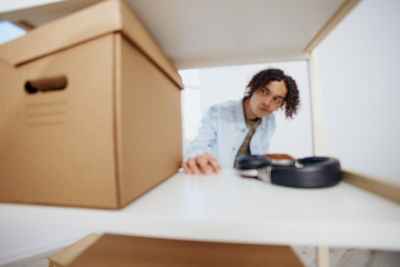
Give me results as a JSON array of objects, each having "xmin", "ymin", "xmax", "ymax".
[{"xmin": 184, "ymin": 99, "xmax": 276, "ymax": 168}]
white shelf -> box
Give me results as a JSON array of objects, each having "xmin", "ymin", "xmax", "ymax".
[
  {"xmin": 0, "ymin": 0, "xmax": 356, "ymax": 69},
  {"xmin": 1, "ymin": 169, "xmax": 399, "ymax": 250}
]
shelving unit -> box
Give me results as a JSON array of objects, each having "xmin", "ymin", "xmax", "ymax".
[
  {"xmin": 1, "ymin": 170, "xmax": 399, "ymax": 249},
  {"xmin": 2, "ymin": 0, "xmax": 399, "ymax": 266}
]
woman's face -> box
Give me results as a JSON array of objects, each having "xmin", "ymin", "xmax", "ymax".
[{"xmin": 247, "ymin": 80, "xmax": 287, "ymax": 119}]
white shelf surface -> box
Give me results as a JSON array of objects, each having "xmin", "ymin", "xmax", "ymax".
[
  {"xmin": 1, "ymin": 169, "xmax": 399, "ymax": 250},
  {"xmin": 0, "ymin": 0, "xmax": 352, "ymax": 68}
]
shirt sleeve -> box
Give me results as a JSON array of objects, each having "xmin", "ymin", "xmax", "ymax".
[{"xmin": 183, "ymin": 105, "xmax": 219, "ymax": 161}]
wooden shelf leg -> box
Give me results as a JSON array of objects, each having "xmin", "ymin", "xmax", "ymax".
[{"xmin": 317, "ymin": 246, "xmax": 330, "ymax": 267}]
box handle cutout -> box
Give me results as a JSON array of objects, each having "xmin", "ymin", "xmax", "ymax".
[{"xmin": 25, "ymin": 76, "xmax": 67, "ymax": 94}]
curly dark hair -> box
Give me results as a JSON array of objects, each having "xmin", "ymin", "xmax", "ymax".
[{"xmin": 244, "ymin": 68, "xmax": 300, "ymax": 118}]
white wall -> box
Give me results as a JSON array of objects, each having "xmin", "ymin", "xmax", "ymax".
[
  {"xmin": 0, "ymin": 21, "xmax": 25, "ymax": 44},
  {"xmin": 180, "ymin": 61, "xmax": 313, "ymax": 158},
  {"xmin": 318, "ymin": 0, "xmax": 400, "ymax": 182},
  {"xmin": 0, "ymin": 222, "xmax": 89, "ymax": 264},
  {"xmin": 180, "ymin": 69, "xmax": 201, "ymax": 147}
]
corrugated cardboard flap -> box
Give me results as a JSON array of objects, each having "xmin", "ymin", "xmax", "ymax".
[
  {"xmin": 48, "ymin": 233, "xmax": 101, "ymax": 267},
  {"xmin": 0, "ymin": 0, "xmax": 183, "ymax": 89}
]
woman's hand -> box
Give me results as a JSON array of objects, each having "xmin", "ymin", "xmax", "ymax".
[{"xmin": 181, "ymin": 152, "xmax": 222, "ymax": 175}]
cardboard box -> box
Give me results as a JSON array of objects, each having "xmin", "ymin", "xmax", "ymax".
[
  {"xmin": 48, "ymin": 233, "xmax": 101, "ymax": 267},
  {"xmin": 0, "ymin": 0, "xmax": 183, "ymax": 209},
  {"xmin": 49, "ymin": 233, "xmax": 304, "ymax": 267}
]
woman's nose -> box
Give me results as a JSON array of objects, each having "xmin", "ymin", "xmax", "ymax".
[{"xmin": 263, "ymin": 95, "xmax": 273, "ymax": 106}]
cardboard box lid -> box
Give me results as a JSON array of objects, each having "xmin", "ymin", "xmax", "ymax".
[{"xmin": 0, "ymin": 0, "xmax": 183, "ymax": 89}]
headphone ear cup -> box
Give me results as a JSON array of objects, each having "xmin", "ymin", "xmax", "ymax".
[
  {"xmin": 271, "ymin": 157, "xmax": 341, "ymax": 188},
  {"xmin": 235, "ymin": 155, "xmax": 272, "ymax": 170}
]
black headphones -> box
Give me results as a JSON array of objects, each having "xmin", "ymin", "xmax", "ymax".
[{"xmin": 236, "ymin": 155, "xmax": 341, "ymax": 188}]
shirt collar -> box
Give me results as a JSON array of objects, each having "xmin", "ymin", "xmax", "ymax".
[{"xmin": 234, "ymin": 99, "xmax": 247, "ymax": 130}]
